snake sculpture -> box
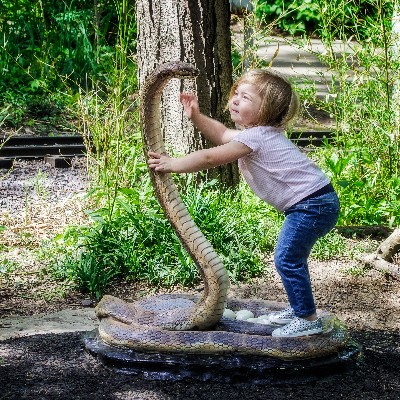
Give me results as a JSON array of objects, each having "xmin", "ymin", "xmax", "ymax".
[{"xmin": 95, "ymin": 61, "xmax": 348, "ymax": 360}]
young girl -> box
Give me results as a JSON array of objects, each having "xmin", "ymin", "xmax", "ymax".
[{"xmin": 147, "ymin": 69, "xmax": 340, "ymax": 338}]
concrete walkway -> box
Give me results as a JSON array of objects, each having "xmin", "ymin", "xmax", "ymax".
[
  {"xmin": 259, "ymin": 38, "xmax": 334, "ymax": 97},
  {"xmin": 234, "ymin": 31, "xmax": 351, "ymax": 98},
  {"xmin": 0, "ymin": 308, "xmax": 98, "ymax": 341}
]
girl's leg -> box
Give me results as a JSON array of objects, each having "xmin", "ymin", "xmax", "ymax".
[{"xmin": 274, "ymin": 192, "xmax": 340, "ymax": 319}]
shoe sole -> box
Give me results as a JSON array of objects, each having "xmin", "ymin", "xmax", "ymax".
[
  {"xmin": 269, "ymin": 317, "xmax": 294, "ymax": 325},
  {"xmin": 271, "ymin": 328, "xmax": 323, "ymax": 338}
]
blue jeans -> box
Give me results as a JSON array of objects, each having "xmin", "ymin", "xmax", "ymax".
[{"xmin": 274, "ymin": 191, "xmax": 340, "ymax": 318}]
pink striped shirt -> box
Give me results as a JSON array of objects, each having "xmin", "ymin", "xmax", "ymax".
[{"xmin": 233, "ymin": 126, "xmax": 330, "ymax": 212}]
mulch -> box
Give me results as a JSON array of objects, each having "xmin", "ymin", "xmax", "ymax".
[{"xmin": 1, "ymin": 329, "xmax": 399, "ymax": 400}]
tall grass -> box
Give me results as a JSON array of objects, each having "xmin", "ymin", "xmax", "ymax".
[
  {"xmin": 0, "ymin": 0, "xmax": 134, "ymax": 126},
  {"xmin": 237, "ymin": 0, "xmax": 400, "ymax": 226},
  {"xmin": 52, "ymin": 180, "xmax": 283, "ymax": 298},
  {"xmin": 311, "ymin": 0, "xmax": 400, "ymax": 226}
]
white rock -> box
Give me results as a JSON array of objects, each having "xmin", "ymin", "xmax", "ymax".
[
  {"xmin": 222, "ymin": 308, "xmax": 236, "ymax": 319},
  {"xmin": 257, "ymin": 318, "xmax": 271, "ymax": 325},
  {"xmin": 235, "ymin": 310, "xmax": 254, "ymax": 320},
  {"xmin": 246, "ymin": 317, "xmax": 261, "ymax": 324},
  {"xmin": 257, "ymin": 314, "xmax": 271, "ymax": 324}
]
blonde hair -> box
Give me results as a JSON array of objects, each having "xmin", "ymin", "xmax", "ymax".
[{"xmin": 228, "ymin": 69, "xmax": 300, "ymax": 128}]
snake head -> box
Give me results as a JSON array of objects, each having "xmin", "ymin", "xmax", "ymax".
[{"xmin": 151, "ymin": 61, "xmax": 199, "ymax": 81}]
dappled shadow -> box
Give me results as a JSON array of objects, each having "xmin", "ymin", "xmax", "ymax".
[{"xmin": 0, "ymin": 330, "xmax": 399, "ymax": 399}]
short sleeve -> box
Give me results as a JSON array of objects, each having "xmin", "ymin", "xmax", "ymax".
[{"xmin": 232, "ymin": 126, "xmax": 280, "ymax": 152}]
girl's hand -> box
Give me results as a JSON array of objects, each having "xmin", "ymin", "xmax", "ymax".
[
  {"xmin": 147, "ymin": 151, "xmax": 175, "ymax": 172},
  {"xmin": 180, "ymin": 92, "xmax": 200, "ymax": 120}
]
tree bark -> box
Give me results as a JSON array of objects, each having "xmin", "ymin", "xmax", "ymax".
[
  {"xmin": 137, "ymin": 0, "xmax": 239, "ymax": 185},
  {"xmin": 363, "ymin": 228, "xmax": 400, "ymax": 281}
]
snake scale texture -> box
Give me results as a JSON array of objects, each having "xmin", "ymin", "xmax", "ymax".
[{"xmin": 95, "ymin": 61, "xmax": 348, "ymax": 360}]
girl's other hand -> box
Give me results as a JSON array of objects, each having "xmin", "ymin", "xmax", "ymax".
[
  {"xmin": 180, "ymin": 92, "xmax": 199, "ymax": 120},
  {"xmin": 147, "ymin": 151, "xmax": 174, "ymax": 172}
]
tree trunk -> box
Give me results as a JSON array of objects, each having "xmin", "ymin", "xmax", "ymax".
[
  {"xmin": 137, "ymin": 0, "xmax": 239, "ymax": 185},
  {"xmin": 363, "ymin": 228, "xmax": 400, "ymax": 281}
]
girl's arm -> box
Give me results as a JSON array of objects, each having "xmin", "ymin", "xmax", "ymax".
[
  {"xmin": 180, "ymin": 93, "xmax": 239, "ymax": 145},
  {"xmin": 148, "ymin": 141, "xmax": 251, "ymax": 173}
]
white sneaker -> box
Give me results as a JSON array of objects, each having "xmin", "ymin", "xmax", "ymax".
[
  {"xmin": 271, "ymin": 317, "xmax": 323, "ymax": 337},
  {"xmin": 268, "ymin": 306, "xmax": 296, "ymax": 325}
]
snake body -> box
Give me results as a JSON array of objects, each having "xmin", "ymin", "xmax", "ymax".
[{"xmin": 95, "ymin": 61, "xmax": 348, "ymax": 360}]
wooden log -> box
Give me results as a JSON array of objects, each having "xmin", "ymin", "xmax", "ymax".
[
  {"xmin": 363, "ymin": 228, "xmax": 400, "ymax": 280},
  {"xmin": 376, "ymin": 228, "xmax": 400, "ymax": 261}
]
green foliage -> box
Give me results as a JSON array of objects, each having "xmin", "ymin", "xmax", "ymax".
[
  {"xmin": 236, "ymin": 0, "xmax": 399, "ymax": 228},
  {"xmin": 0, "ymin": 0, "xmax": 137, "ymax": 126},
  {"xmin": 321, "ymin": 146, "xmax": 400, "ymax": 226},
  {"xmin": 311, "ymin": 231, "xmax": 347, "ymax": 260},
  {"xmin": 50, "ymin": 175, "xmax": 348, "ymax": 298},
  {"xmin": 51, "ymin": 181, "xmax": 279, "ymax": 298},
  {"xmin": 0, "ymin": 258, "xmax": 18, "ymax": 275},
  {"xmin": 61, "ymin": 249, "xmax": 122, "ymax": 299},
  {"xmin": 255, "ymin": 0, "xmax": 387, "ymax": 37},
  {"xmin": 182, "ymin": 179, "xmax": 280, "ymax": 283},
  {"xmin": 255, "ymin": 0, "xmax": 321, "ymax": 35},
  {"xmin": 316, "ymin": 0, "xmax": 392, "ymax": 42},
  {"xmin": 343, "ymin": 264, "xmax": 370, "ymax": 277},
  {"xmin": 307, "ymin": 0, "xmax": 400, "ymax": 226}
]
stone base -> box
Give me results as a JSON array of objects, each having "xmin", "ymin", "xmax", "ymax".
[{"xmin": 83, "ymin": 329, "xmax": 362, "ymax": 385}]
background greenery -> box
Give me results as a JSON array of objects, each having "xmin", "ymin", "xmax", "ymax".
[
  {"xmin": 0, "ymin": 0, "xmax": 136, "ymax": 127},
  {"xmin": 255, "ymin": 0, "xmax": 391, "ymax": 36},
  {"xmin": 1, "ymin": 0, "xmax": 398, "ymax": 297}
]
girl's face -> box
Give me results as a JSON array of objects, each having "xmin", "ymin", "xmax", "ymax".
[{"xmin": 228, "ymin": 83, "xmax": 262, "ymax": 128}]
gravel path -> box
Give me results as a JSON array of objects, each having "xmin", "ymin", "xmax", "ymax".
[{"xmin": 0, "ymin": 158, "xmax": 88, "ymax": 214}]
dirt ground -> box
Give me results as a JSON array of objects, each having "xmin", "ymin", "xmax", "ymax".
[{"xmin": 1, "ymin": 254, "xmax": 399, "ymax": 400}]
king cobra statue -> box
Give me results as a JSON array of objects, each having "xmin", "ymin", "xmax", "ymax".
[{"xmin": 94, "ymin": 61, "xmax": 348, "ymax": 360}]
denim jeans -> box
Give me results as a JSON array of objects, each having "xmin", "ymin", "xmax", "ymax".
[{"xmin": 274, "ymin": 191, "xmax": 340, "ymax": 318}]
